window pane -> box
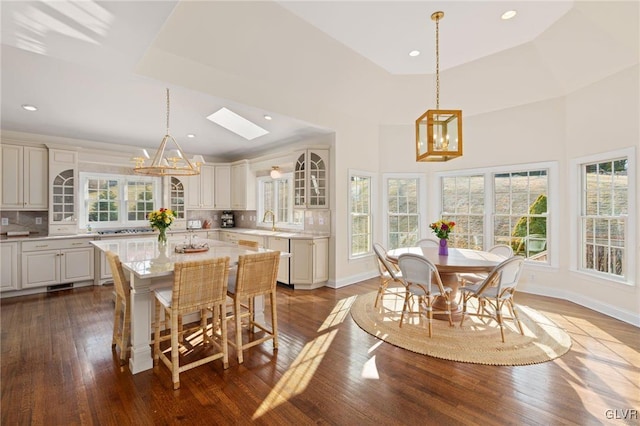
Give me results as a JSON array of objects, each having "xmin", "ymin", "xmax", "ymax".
[
  {"xmin": 88, "ymin": 179, "xmax": 119, "ymax": 223},
  {"xmin": 127, "ymin": 181, "xmax": 155, "ymax": 221},
  {"xmin": 387, "ymin": 178, "xmax": 419, "ymax": 250},
  {"xmin": 350, "ymin": 175, "xmax": 372, "ymax": 256},
  {"xmin": 441, "ymin": 175, "xmax": 484, "ymax": 249},
  {"xmin": 257, "ymin": 175, "xmax": 300, "ymax": 228},
  {"xmin": 494, "ymin": 170, "xmax": 548, "ymax": 261},
  {"xmin": 580, "ymin": 156, "xmax": 628, "ymax": 279},
  {"xmin": 442, "ymin": 177, "xmax": 456, "ymax": 213}
]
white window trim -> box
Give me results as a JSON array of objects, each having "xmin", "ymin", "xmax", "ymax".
[
  {"xmin": 434, "ymin": 161, "xmax": 559, "ymax": 268},
  {"xmin": 79, "ymin": 172, "xmax": 161, "ymax": 230},
  {"xmin": 382, "ymin": 173, "xmax": 427, "ymax": 248},
  {"xmin": 569, "ymin": 146, "xmax": 636, "ymax": 286},
  {"xmin": 348, "ymin": 169, "xmax": 377, "ymax": 260},
  {"xmin": 256, "ymin": 174, "xmax": 303, "ymax": 231}
]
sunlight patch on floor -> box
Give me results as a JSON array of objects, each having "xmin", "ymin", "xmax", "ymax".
[
  {"xmin": 361, "ymin": 356, "xmax": 379, "ymax": 379},
  {"xmin": 368, "ymin": 339, "xmax": 384, "ymax": 353},
  {"xmin": 558, "ymin": 314, "xmax": 640, "ymax": 368},
  {"xmin": 565, "ymin": 375, "xmax": 612, "ymax": 420},
  {"xmin": 253, "ymin": 329, "xmax": 338, "ymax": 419},
  {"xmin": 318, "ymin": 295, "xmax": 357, "ymax": 332}
]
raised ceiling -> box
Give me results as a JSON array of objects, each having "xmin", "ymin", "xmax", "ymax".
[{"xmin": 1, "ymin": 1, "xmax": 634, "ymax": 161}]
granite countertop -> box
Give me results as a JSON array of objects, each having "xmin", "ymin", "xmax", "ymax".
[
  {"xmin": 1, "ymin": 227, "xmax": 329, "ymax": 242},
  {"xmin": 216, "ymin": 228, "xmax": 330, "ymax": 240}
]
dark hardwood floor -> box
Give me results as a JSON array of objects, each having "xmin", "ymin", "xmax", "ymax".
[{"xmin": 1, "ymin": 279, "xmax": 639, "ymax": 425}]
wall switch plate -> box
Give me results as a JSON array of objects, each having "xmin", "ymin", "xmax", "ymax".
[
  {"xmin": 1, "ymin": 218, "xmax": 8, "ymax": 226},
  {"xmin": 35, "ymin": 217, "xmax": 42, "ymax": 225}
]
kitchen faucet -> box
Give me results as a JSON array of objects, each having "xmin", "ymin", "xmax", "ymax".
[{"xmin": 263, "ymin": 210, "xmax": 276, "ymax": 231}]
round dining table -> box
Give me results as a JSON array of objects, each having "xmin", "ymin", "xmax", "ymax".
[{"xmin": 386, "ymin": 247, "xmax": 506, "ymax": 320}]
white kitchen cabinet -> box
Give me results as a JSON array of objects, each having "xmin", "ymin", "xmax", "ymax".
[
  {"xmin": 1, "ymin": 242, "xmax": 20, "ymax": 292},
  {"xmin": 168, "ymin": 176, "xmax": 186, "ymax": 220},
  {"xmin": 293, "ymin": 149, "xmax": 329, "ymax": 209},
  {"xmin": 48, "ymin": 149, "xmax": 78, "ymax": 235},
  {"xmin": 268, "ymin": 236, "xmax": 290, "ymax": 285},
  {"xmin": 1, "ymin": 144, "xmax": 48, "ymax": 210},
  {"xmin": 219, "ymin": 230, "xmax": 239, "ymax": 244},
  {"xmin": 231, "ymin": 160, "xmax": 255, "ymax": 210},
  {"xmin": 214, "ymin": 165, "xmax": 231, "ymax": 210},
  {"xmin": 186, "ymin": 164, "xmax": 215, "ymax": 209},
  {"xmin": 21, "ymin": 238, "xmax": 94, "ymax": 289},
  {"xmin": 97, "ymin": 240, "xmax": 122, "ymax": 283},
  {"xmin": 290, "ymin": 237, "xmax": 329, "ymax": 288},
  {"xmin": 217, "ymin": 230, "xmax": 264, "ymax": 248}
]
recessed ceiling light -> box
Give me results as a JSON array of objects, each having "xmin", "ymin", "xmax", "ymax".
[
  {"xmin": 409, "ymin": 50, "xmax": 420, "ymax": 57},
  {"xmin": 207, "ymin": 107, "xmax": 269, "ymax": 141},
  {"xmin": 501, "ymin": 10, "xmax": 517, "ymax": 20},
  {"xmin": 263, "ymin": 114, "xmax": 272, "ymax": 120},
  {"xmin": 187, "ymin": 133, "xmax": 195, "ymax": 138},
  {"xmin": 22, "ymin": 104, "xmax": 38, "ymax": 111}
]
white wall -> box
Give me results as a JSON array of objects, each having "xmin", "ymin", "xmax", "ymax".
[{"xmin": 4, "ymin": 1, "xmax": 638, "ymax": 323}]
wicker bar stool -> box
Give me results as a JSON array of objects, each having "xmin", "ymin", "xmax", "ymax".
[
  {"xmin": 153, "ymin": 257, "xmax": 230, "ymax": 390},
  {"xmin": 238, "ymin": 240, "xmax": 259, "ymax": 249},
  {"xmin": 105, "ymin": 251, "xmax": 131, "ymax": 364},
  {"xmin": 226, "ymin": 251, "xmax": 280, "ymax": 364}
]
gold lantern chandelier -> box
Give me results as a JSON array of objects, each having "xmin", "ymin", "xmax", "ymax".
[
  {"xmin": 133, "ymin": 88, "xmax": 204, "ymax": 176},
  {"xmin": 416, "ymin": 11, "xmax": 463, "ymax": 162}
]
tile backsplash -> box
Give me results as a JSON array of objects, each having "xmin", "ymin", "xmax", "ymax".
[
  {"xmin": 305, "ymin": 210, "xmax": 331, "ymax": 234},
  {"xmin": 185, "ymin": 209, "xmax": 330, "ymax": 234},
  {"xmin": 0, "ymin": 211, "xmax": 49, "ymax": 236},
  {"xmin": 0, "ymin": 209, "xmax": 331, "ymax": 236}
]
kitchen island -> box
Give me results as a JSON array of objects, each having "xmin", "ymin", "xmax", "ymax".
[{"xmin": 91, "ymin": 237, "xmax": 288, "ymax": 374}]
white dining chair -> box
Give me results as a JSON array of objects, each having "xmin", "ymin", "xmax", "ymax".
[
  {"xmin": 459, "ymin": 244, "xmax": 514, "ymax": 285},
  {"xmin": 373, "ymin": 243, "xmax": 404, "ymax": 308},
  {"xmin": 397, "ymin": 253, "xmax": 453, "ymax": 337},
  {"xmin": 459, "ymin": 256, "xmax": 526, "ymax": 342}
]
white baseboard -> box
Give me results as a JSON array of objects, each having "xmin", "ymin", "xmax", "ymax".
[
  {"xmin": 520, "ymin": 284, "xmax": 640, "ymax": 327},
  {"xmin": 325, "ymin": 273, "xmax": 639, "ymax": 328},
  {"xmin": 326, "ymin": 271, "xmax": 378, "ymax": 289},
  {"xmin": 0, "ymin": 280, "xmax": 94, "ymax": 299}
]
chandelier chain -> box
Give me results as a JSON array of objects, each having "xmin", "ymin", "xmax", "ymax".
[
  {"xmin": 435, "ymin": 15, "xmax": 440, "ymax": 111},
  {"xmin": 166, "ymin": 88, "xmax": 170, "ymax": 133}
]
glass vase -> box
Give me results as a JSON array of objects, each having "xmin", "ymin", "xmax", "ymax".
[
  {"xmin": 158, "ymin": 228, "xmax": 168, "ymax": 246},
  {"xmin": 438, "ymin": 238, "xmax": 449, "ymax": 256}
]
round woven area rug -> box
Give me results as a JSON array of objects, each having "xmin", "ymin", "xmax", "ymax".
[{"xmin": 350, "ymin": 289, "xmax": 571, "ymax": 366}]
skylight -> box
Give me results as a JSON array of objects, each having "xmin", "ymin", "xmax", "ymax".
[{"xmin": 206, "ymin": 107, "xmax": 269, "ymax": 140}]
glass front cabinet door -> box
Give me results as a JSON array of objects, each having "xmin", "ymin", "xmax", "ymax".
[
  {"xmin": 48, "ymin": 149, "xmax": 78, "ymax": 235},
  {"xmin": 169, "ymin": 177, "xmax": 186, "ymax": 220},
  {"xmin": 294, "ymin": 149, "xmax": 329, "ymax": 209}
]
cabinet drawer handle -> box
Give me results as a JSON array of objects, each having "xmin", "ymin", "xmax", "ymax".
[
  {"xmin": 71, "ymin": 242, "xmax": 84, "ymax": 246},
  {"xmin": 35, "ymin": 245, "xmax": 48, "ymax": 248}
]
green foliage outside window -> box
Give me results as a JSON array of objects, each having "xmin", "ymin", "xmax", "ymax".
[
  {"xmin": 88, "ymin": 189, "xmax": 118, "ymax": 222},
  {"xmin": 511, "ymin": 194, "xmax": 547, "ymax": 255}
]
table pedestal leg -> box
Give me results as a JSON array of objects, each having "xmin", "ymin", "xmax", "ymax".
[{"xmin": 433, "ymin": 272, "xmax": 462, "ymax": 321}]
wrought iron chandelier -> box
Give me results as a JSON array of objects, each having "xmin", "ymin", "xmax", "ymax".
[
  {"xmin": 133, "ymin": 88, "xmax": 203, "ymax": 176},
  {"xmin": 415, "ymin": 11, "xmax": 463, "ymax": 162}
]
